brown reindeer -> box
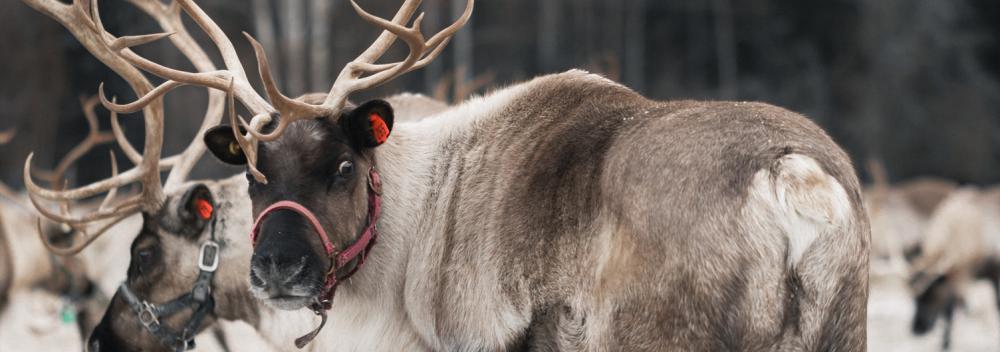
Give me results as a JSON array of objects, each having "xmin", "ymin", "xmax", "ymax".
[
  {"xmin": 79, "ymin": 89, "xmax": 443, "ymax": 352},
  {"xmin": 20, "ymin": 3, "xmax": 451, "ymax": 350},
  {"xmin": 909, "ymin": 186, "xmax": 1000, "ymax": 350},
  {"xmin": 181, "ymin": 1, "xmax": 867, "ymax": 351},
  {"xmin": 17, "ymin": 0, "xmax": 243, "ymax": 350},
  {"xmin": 0, "ymin": 96, "xmax": 120, "ymax": 338},
  {"xmin": 27, "ymin": 0, "xmax": 869, "ymax": 351},
  {"xmin": 864, "ymin": 160, "xmax": 957, "ymax": 275}
]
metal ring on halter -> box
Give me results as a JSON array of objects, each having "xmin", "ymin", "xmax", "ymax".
[
  {"xmin": 198, "ymin": 241, "xmax": 220, "ymax": 272},
  {"xmin": 117, "ymin": 210, "xmax": 223, "ymax": 351}
]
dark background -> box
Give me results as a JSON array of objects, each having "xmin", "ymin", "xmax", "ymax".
[{"xmin": 2, "ymin": 0, "xmax": 999, "ymax": 189}]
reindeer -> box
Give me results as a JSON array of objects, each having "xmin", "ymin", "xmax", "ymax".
[
  {"xmin": 16, "ymin": 0, "xmax": 259, "ymax": 350},
  {"xmin": 0, "ymin": 97, "xmax": 122, "ymax": 338},
  {"xmin": 864, "ymin": 161, "xmax": 957, "ymax": 275},
  {"xmin": 77, "ymin": 89, "xmax": 445, "ymax": 351},
  {"xmin": 0, "ymin": 108, "xmax": 105, "ymax": 339},
  {"xmin": 25, "ymin": 0, "xmax": 868, "ymax": 351},
  {"xmin": 908, "ymin": 186, "xmax": 1000, "ymax": 350},
  {"xmin": 20, "ymin": 2, "xmax": 451, "ymax": 350}
]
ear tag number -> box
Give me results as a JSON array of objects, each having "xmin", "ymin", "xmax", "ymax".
[
  {"xmin": 195, "ymin": 199, "xmax": 214, "ymax": 220},
  {"xmin": 369, "ymin": 112, "xmax": 389, "ymax": 144}
]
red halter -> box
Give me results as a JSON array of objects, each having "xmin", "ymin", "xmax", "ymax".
[{"xmin": 249, "ymin": 167, "xmax": 382, "ymax": 311}]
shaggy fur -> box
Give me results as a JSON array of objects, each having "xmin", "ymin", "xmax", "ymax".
[{"xmin": 216, "ymin": 70, "xmax": 869, "ymax": 351}]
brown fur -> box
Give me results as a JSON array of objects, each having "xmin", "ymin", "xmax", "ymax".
[{"xmin": 232, "ymin": 71, "xmax": 869, "ymax": 351}]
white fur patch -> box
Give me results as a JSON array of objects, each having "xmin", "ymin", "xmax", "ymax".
[{"xmin": 747, "ymin": 154, "xmax": 851, "ymax": 267}]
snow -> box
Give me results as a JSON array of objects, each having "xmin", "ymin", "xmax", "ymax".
[{"xmin": 868, "ymin": 274, "xmax": 1000, "ymax": 351}]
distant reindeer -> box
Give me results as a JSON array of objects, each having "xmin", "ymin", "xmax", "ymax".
[
  {"xmin": 865, "ymin": 161, "xmax": 957, "ymax": 274},
  {"xmin": 0, "ymin": 96, "xmax": 118, "ymax": 337},
  {"xmin": 432, "ymin": 65, "xmax": 496, "ymax": 104},
  {"xmin": 909, "ymin": 186, "xmax": 1000, "ymax": 350}
]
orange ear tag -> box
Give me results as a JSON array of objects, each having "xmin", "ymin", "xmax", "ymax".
[
  {"xmin": 195, "ymin": 199, "xmax": 214, "ymax": 220},
  {"xmin": 369, "ymin": 112, "xmax": 389, "ymax": 144}
]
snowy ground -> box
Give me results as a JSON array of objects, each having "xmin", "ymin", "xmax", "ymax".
[
  {"xmin": 0, "ymin": 288, "xmax": 273, "ymax": 352},
  {"xmin": 5, "ymin": 272, "xmax": 999, "ymax": 351},
  {"xmin": 868, "ymin": 274, "xmax": 1000, "ymax": 352}
]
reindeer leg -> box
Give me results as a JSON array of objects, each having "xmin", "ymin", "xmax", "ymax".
[
  {"xmin": 992, "ymin": 275, "xmax": 1000, "ymax": 349},
  {"xmin": 942, "ymin": 297, "xmax": 957, "ymax": 351}
]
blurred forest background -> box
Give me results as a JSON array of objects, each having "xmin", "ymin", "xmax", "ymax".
[{"xmin": 1, "ymin": 0, "xmax": 999, "ymax": 188}]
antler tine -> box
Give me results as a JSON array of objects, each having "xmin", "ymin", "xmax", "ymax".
[
  {"xmin": 241, "ymin": 33, "xmax": 332, "ymax": 143},
  {"xmin": 84, "ymin": 0, "xmax": 273, "ymax": 119},
  {"xmin": 107, "ymin": 96, "xmax": 143, "ymax": 165},
  {"xmin": 35, "ymin": 211, "xmax": 134, "ymax": 256},
  {"xmin": 225, "ymin": 80, "xmax": 266, "ymax": 182},
  {"xmin": 126, "ymin": 0, "xmax": 229, "ymax": 189},
  {"xmin": 47, "ymin": 95, "xmax": 116, "ymax": 189},
  {"xmin": 352, "ymin": 0, "xmax": 474, "ymax": 75},
  {"xmin": 20, "ymin": 0, "xmax": 169, "ymax": 255},
  {"xmin": 87, "ymin": 0, "xmax": 166, "ymax": 210},
  {"xmin": 322, "ymin": 0, "xmax": 474, "ymax": 108},
  {"xmin": 171, "ymin": 0, "xmax": 274, "ymax": 116},
  {"xmin": 352, "ymin": 0, "xmax": 424, "ymax": 64}
]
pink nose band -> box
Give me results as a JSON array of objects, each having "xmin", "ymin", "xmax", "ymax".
[
  {"xmin": 250, "ymin": 200, "xmax": 336, "ymax": 255},
  {"xmin": 247, "ymin": 168, "xmax": 382, "ymax": 348},
  {"xmin": 247, "ymin": 167, "xmax": 382, "ymax": 315}
]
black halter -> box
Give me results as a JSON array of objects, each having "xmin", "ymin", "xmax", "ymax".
[{"xmin": 118, "ymin": 216, "xmax": 221, "ymax": 352}]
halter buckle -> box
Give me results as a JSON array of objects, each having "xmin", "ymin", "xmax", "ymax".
[
  {"xmin": 138, "ymin": 301, "xmax": 159, "ymax": 328},
  {"xmin": 198, "ymin": 241, "xmax": 220, "ymax": 272}
]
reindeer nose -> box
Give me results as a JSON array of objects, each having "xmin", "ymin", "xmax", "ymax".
[
  {"xmin": 250, "ymin": 249, "xmax": 308, "ymax": 293},
  {"xmin": 911, "ymin": 314, "xmax": 935, "ymax": 334},
  {"xmin": 250, "ymin": 209, "xmax": 328, "ymax": 297}
]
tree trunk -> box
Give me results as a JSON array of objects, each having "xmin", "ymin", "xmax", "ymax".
[
  {"xmin": 624, "ymin": 0, "xmax": 646, "ymax": 92},
  {"xmin": 309, "ymin": 0, "xmax": 332, "ymax": 92},
  {"xmin": 538, "ymin": 0, "xmax": 559, "ymax": 73},
  {"xmin": 281, "ymin": 0, "xmax": 307, "ymax": 95},
  {"xmin": 712, "ymin": 0, "xmax": 738, "ymax": 99},
  {"xmin": 451, "ymin": 0, "xmax": 473, "ymax": 84}
]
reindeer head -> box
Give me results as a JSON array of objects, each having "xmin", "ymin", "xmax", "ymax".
[
  {"xmin": 204, "ymin": 99, "xmax": 392, "ymax": 310},
  {"xmin": 26, "ymin": 1, "xmax": 470, "ymax": 339},
  {"xmin": 194, "ymin": 0, "xmax": 471, "ymax": 312},
  {"xmin": 910, "ymin": 272, "xmax": 959, "ymax": 335},
  {"xmin": 87, "ymin": 183, "xmax": 256, "ymax": 352},
  {"xmin": 19, "ymin": 0, "xmax": 271, "ymax": 349}
]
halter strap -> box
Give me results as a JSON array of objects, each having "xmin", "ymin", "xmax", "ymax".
[
  {"xmin": 248, "ymin": 167, "xmax": 382, "ymax": 348},
  {"xmin": 118, "ymin": 214, "xmax": 222, "ymax": 352},
  {"xmin": 248, "ymin": 168, "xmax": 381, "ymax": 306}
]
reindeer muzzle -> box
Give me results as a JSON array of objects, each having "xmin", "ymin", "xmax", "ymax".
[{"xmin": 247, "ymin": 168, "xmax": 382, "ymax": 348}]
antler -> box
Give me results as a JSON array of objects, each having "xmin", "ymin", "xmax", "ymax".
[
  {"xmin": 28, "ymin": 96, "xmax": 116, "ymax": 189},
  {"xmin": 26, "ymin": 0, "xmax": 473, "ymax": 189},
  {"xmin": 20, "ymin": 0, "xmax": 226, "ymax": 255},
  {"xmin": 236, "ymin": 0, "xmax": 474, "ymax": 182}
]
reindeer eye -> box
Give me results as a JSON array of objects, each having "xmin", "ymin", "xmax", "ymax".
[
  {"xmin": 136, "ymin": 247, "xmax": 156, "ymax": 271},
  {"xmin": 338, "ymin": 161, "xmax": 354, "ymax": 176}
]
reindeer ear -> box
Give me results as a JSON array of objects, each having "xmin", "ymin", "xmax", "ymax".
[
  {"xmin": 341, "ymin": 99, "xmax": 394, "ymax": 148},
  {"xmin": 204, "ymin": 125, "xmax": 248, "ymax": 165},
  {"xmin": 177, "ymin": 184, "xmax": 215, "ymax": 238}
]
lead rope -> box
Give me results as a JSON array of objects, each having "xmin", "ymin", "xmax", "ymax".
[
  {"xmin": 294, "ymin": 300, "xmax": 330, "ymax": 348},
  {"xmin": 291, "ymin": 168, "xmax": 380, "ymax": 348}
]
